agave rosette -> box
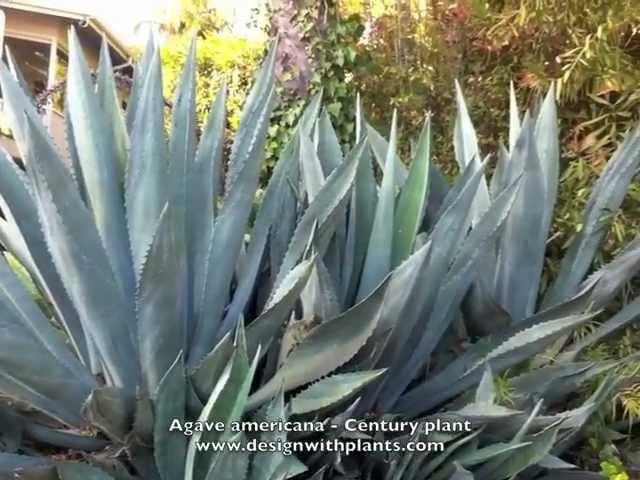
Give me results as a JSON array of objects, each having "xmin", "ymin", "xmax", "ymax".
[{"xmin": 0, "ymin": 31, "xmax": 638, "ymax": 480}]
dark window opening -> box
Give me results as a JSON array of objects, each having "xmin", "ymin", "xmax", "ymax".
[{"xmin": 2, "ymin": 36, "xmax": 51, "ymax": 97}]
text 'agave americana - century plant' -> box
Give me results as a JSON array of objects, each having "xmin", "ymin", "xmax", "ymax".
[{"xmin": 1, "ymin": 29, "xmax": 640, "ymax": 480}]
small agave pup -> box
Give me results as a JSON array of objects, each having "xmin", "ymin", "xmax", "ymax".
[{"xmin": 0, "ymin": 28, "xmax": 640, "ymax": 480}]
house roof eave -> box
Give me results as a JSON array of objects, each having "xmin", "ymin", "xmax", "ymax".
[{"xmin": 0, "ymin": 1, "xmax": 130, "ymax": 62}]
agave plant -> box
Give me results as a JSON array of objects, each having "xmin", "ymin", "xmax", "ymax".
[{"xmin": 0, "ymin": 28, "xmax": 639, "ymax": 480}]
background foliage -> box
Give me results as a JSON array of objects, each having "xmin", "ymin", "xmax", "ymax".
[
  {"xmin": 161, "ymin": 0, "xmax": 368, "ymax": 174},
  {"xmin": 161, "ymin": 0, "xmax": 640, "ymax": 241},
  {"xmin": 346, "ymin": 0, "xmax": 640, "ymax": 264},
  {"xmin": 161, "ymin": 1, "xmax": 264, "ymax": 136}
]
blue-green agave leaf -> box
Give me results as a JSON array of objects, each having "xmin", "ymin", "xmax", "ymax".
[
  {"xmin": 489, "ymin": 143, "xmax": 509, "ymax": 199},
  {"xmin": 251, "ymin": 389, "xmax": 306, "ymax": 480},
  {"xmin": 365, "ymin": 121, "xmax": 407, "ymax": 187},
  {"xmin": 96, "ymin": 36, "xmax": 129, "ymax": 181},
  {"xmin": 418, "ymin": 431, "xmax": 482, "ymax": 480},
  {"xmin": 246, "ymin": 275, "xmax": 390, "ymax": 410},
  {"xmin": 300, "ymin": 131, "xmax": 326, "ymax": 200},
  {"xmin": 220, "ymin": 129, "xmax": 299, "ymax": 336},
  {"xmin": 168, "ymin": 36, "xmax": 197, "ymax": 332},
  {"xmin": 185, "ymin": 328, "xmax": 259, "ymax": 480},
  {"xmin": 494, "ymin": 116, "xmax": 547, "ymax": 321},
  {"xmin": 266, "ymin": 96, "xmax": 320, "ymax": 309},
  {"xmin": 509, "ymin": 81, "xmax": 520, "ymax": 153},
  {"xmin": 191, "ymin": 49, "xmax": 277, "ymax": 365},
  {"xmin": 450, "ymin": 463, "xmax": 474, "ymax": 480},
  {"xmin": 126, "ymin": 46, "xmax": 169, "ymax": 278},
  {"xmin": 0, "ymin": 453, "xmax": 54, "ymax": 477},
  {"xmin": 126, "ymin": 31, "xmax": 156, "ymax": 130},
  {"xmin": 138, "ymin": 204, "xmax": 187, "ymax": 393},
  {"xmin": 0, "ymin": 257, "xmax": 95, "ymax": 426},
  {"xmin": 23, "ymin": 114, "xmax": 139, "ymax": 390},
  {"xmin": 397, "ymin": 312, "xmax": 594, "ymax": 417},
  {"xmin": 315, "ymin": 109, "xmax": 343, "ymax": 176},
  {"xmin": 579, "ymin": 236, "xmax": 640, "ymax": 310},
  {"xmin": 300, "ymin": 256, "xmax": 341, "ymax": 321},
  {"xmin": 82, "ymin": 386, "xmax": 133, "ymax": 443},
  {"xmin": 534, "ymin": 84, "xmax": 560, "ymax": 236},
  {"xmin": 63, "ymin": 96, "xmax": 88, "ymax": 204},
  {"xmin": 453, "ymin": 80, "xmax": 490, "ymax": 223},
  {"xmin": 375, "ymin": 162, "xmax": 486, "ymax": 409},
  {"xmin": 475, "ymin": 364, "xmax": 496, "ymax": 404},
  {"xmin": 225, "ymin": 42, "xmax": 278, "ymax": 191},
  {"xmin": 422, "ymin": 161, "xmax": 451, "ymax": 232},
  {"xmin": 386, "ymin": 177, "xmax": 521, "ymax": 408},
  {"xmin": 356, "ymin": 240, "xmax": 431, "ymax": 398},
  {"xmin": 392, "ymin": 115, "xmax": 431, "ymax": 267},
  {"xmin": 66, "ymin": 28, "xmax": 134, "ymax": 301},
  {"xmin": 0, "ymin": 255, "xmax": 87, "ymax": 381},
  {"xmin": 0, "ymin": 149, "xmax": 88, "ymax": 363},
  {"xmin": 57, "ymin": 462, "xmax": 115, "ymax": 480},
  {"xmin": 290, "ymin": 370, "xmax": 386, "ymax": 415},
  {"xmin": 343, "ymin": 139, "xmax": 377, "ymax": 304},
  {"xmin": 203, "ymin": 432, "xmax": 249, "ymax": 480},
  {"xmin": 357, "ymin": 111, "xmax": 398, "ymax": 301},
  {"xmin": 154, "ymin": 353, "xmax": 187, "ymax": 480},
  {"xmin": 543, "ymin": 123, "xmax": 640, "ymax": 307},
  {"xmin": 456, "ymin": 443, "xmax": 532, "ymax": 470},
  {"xmin": 564, "ymin": 295, "xmax": 640, "ymax": 360},
  {"xmin": 472, "ymin": 313, "xmax": 594, "ymax": 378},
  {"xmin": 476, "ymin": 427, "xmax": 559, "ymax": 480},
  {"xmin": 189, "ymin": 331, "xmax": 233, "ymax": 405},
  {"xmin": 246, "ymin": 257, "xmax": 315, "ymax": 358},
  {"xmin": 189, "ymin": 85, "xmax": 226, "ymax": 332},
  {"xmin": 511, "ymin": 360, "xmax": 619, "ymax": 407},
  {"xmin": 341, "ymin": 95, "xmax": 378, "ymax": 305},
  {"xmin": 273, "ymin": 139, "xmax": 365, "ymax": 292}
]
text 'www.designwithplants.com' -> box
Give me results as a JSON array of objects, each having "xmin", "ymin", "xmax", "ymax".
[{"xmin": 170, "ymin": 418, "xmax": 473, "ymax": 455}]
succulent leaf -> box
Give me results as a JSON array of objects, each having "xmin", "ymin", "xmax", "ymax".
[
  {"xmin": 153, "ymin": 354, "xmax": 187, "ymax": 480},
  {"xmin": 185, "ymin": 328, "xmax": 259, "ymax": 480},
  {"xmin": 315, "ymin": 109, "xmax": 343, "ymax": 176},
  {"xmin": 544, "ymin": 122, "xmax": 640, "ymax": 307},
  {"xmin": 246, "ymin": 257, "xmax": 315, "ymax": 358},
  {"xmin": 23, "ymin": 114, "xmax": 139, "ymax": 390},
  {"xmin": 96, "ymin": 36, "xmax": 129, "ymax": 182},
  {"xmin": 290, "ymin": 370, "xmax": 386, "ymax": 415},
  {"xmin": 246, "ymin": 276, "xmax": 390, "ymax": 410},
  {"xmin": 392, "ymin": 115, "xmax": 431, "ymax": 267},
  {"xmin": 273, "ymin": 139, "xmax": 365, "ymax": 291},
  {"xmin": 189, "ymin": 85, "xmax": 226, "ymax": 333},
  {"xmin": 126, "ymin": 45, "xmax": 169, "ymax": 278},
  {"xmin": 66, "ymin": 28, "xmax": 135, "ymax": 301},
  {"xmin": 191, "ymin": 47, "xmax": 277, "ymax": 365},
  {"xmin": 453, "ymin": 80, "xmax": 490, "ymax": 223},
  {"xmin": 57, "ymin": 462, "xmax": 115, "ymax": 479},
  {"xmin": 0, "ymin": 257, "xmax": 95, "ymax": 426},
  {"xmin": 0, "ymin": 149, "xmax": 88, "ymax": 363},
  {"xmin": 356, "ymin": 110, "xmax": 398, "ymax": 301},
  {"xmin": 138, "ymin": 204, "xmax": 187, "ymax": 393},
  {"xmin": 494, "ymin": 116, "xmax": 548, "ymax": 321}
]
